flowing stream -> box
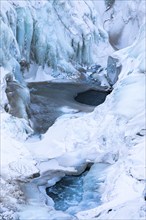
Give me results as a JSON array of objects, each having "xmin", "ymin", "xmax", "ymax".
[
  {"xmin": 46, "ymin": 163, "xmax": 109, "ymax": 215},
  {"xmin": 27, "ymin": 82, "xmax": 110, "ymax": 216}
]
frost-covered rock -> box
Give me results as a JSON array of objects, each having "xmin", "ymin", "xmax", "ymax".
[{"xmin": 106, "ymin": 56, "xmax": 122, "ymax": 85}]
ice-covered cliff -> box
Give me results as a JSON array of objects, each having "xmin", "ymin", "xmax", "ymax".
[
  {"xmin": 1, "ymin": 0, "xmax": 144, "ymax": 82},
  {"xmin": 0, "ymin": 0, "xmax": 146, "ymax": 220},
  {"xmin": 1, "ymin": 0, "xmax": 145, "ymax": 83},
  {"xmin": 1, "ymin": 0, "xmax": 113, "ymax": 81}
]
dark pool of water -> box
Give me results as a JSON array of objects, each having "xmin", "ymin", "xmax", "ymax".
[
  {"xmin": 28, "ymin": 82, "xmax": 109, "ymax": 134},
  {"xmin": 75, "ymin": 89, "xmax": 109, "ymax": 106}
]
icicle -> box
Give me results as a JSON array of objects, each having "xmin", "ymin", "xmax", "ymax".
[{"xmin": 24, "ymin": 9, "xmax": 33, "ymax": 63}]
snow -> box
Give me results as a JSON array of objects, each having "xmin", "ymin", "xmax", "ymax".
[
  {"xmin": 112, "ymin": 74, "xmax": 145, "ymax": 118},
  {"xmin": 1, "ymin": 114, "xmax": 37, "ymax": 179},
  {"xmin": 59, "ymin": 106, "xmax": 79, "ymax": 114},
  {"xmin": 24, "ymin": 64, "xmax": 55, "ymax": 82},
  {"xmin": 1, "ymin": 0, "xmax": 146, "ymax": 220},
  {"xmin": 94, "ymin": 0, "xmax": 146, "ymax": 50}
]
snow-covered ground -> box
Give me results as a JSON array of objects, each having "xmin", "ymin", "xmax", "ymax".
[{"xmin": 1, "ymin": 0, "xmax": 146, "ymax": 220}]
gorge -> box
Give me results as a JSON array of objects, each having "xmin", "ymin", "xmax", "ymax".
[{"xmin": 0, "ymin": 1, "xmax": 145, "ymax": 220}]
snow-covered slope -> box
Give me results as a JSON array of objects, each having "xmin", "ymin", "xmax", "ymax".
[
  {"xmin": 94, "ymin": 0, "xmax": 146, "ymax": 50},
  {"xmin": 1, "ymin": 0, "xmax": 146, "ymax": 220}
]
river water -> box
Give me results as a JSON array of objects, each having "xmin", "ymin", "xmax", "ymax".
[
  {"xmin": 46, "ymin": 163, "xmax": 109, "ymax": 215},
  {"xmin": 28, "ymin": 82, "xmax": 109, "ymax": 133},
  {"xmin": 27, "ymin": 82, "xmax": 109, "ymax": 216}
]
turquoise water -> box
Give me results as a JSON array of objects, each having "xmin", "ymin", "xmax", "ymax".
[
  {"xmin": 46, "ymin": 163, "xmax": 109, "ymax": 215},
  {"xmin": 46, "ymin": 174, "xmax": 86, "ymax": 212}
]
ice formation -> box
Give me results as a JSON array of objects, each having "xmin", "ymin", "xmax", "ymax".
[
  {"xmin": 1, "ymin": 0, "xmax": 146, "ymax": 220},
  {"xmin": 0, "ymin": 0, "xmax": 113, "ymax": 81}
]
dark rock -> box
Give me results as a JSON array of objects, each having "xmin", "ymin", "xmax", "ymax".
[
  {"xmin": 32, "ymin": 172, "xmax": 40, "ymax": 178},
  {"xmin": 4, "ymin": 103, "xmax": 10, "ymax": 112},
  {"xmin": 105, "ymin": 0, "xmax": 115, "ymax": 10},
  {"xmin": 5, "ymin": 73, "xmax": 30, "ymax": 121},
  {"xmin": 136, "ymin": 129, "xmax": 146, "ymax": 137},
  {"xmin": 77, "ymin": 67, "xmax": 87, "ymax": 73},
  {"xmin": 106, "ymin": 56, "xmax": 122, "ymax": 86},
  {"xmin": 108, "ymin": 209, "xmax": 113, "ymax": 213},
  {"xmin": 20, "ymin": 59, "xmax": 30, "ymax": 72},
  {"xmin": 87, "ymin": 64, "xmax": 102, "ymax": 73}
]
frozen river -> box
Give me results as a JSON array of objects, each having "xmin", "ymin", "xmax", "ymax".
[
  {"xmin": 26, "ymin": 82, "xmax": 110, "ymax": 216},
  {"xmin": 28, "ymin": 82, "xmax": 109, "ymax": 133}
]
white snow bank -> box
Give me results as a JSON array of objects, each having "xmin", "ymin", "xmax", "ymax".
[
  {"xmin": 0, "ymin": 112, "xmax": 39, "ymax": 220},
  {"xmin": 1, "ymin": 113, "xmax": 38, "ymax": 180},
  {"xmin": 112, "ymin": 74, "xmax": 145, "ymax": 118},
  {"xmin": 94, "ymin": 0, "xmax": 146, "ymax": 50}
]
